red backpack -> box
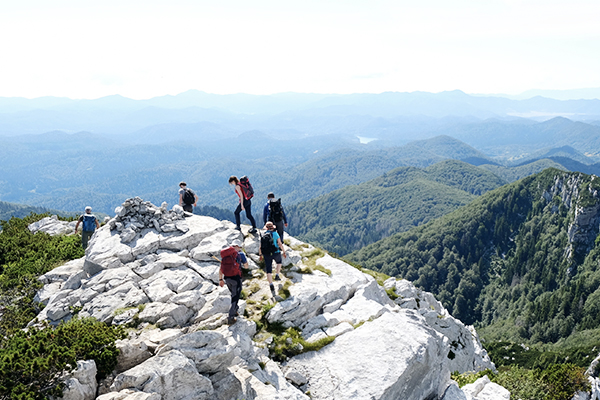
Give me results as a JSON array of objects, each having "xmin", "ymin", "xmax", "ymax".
[
  {"xmin": 220, "ymin": 246, "xmax": 240, "ymax": 277},
  {"xmin": 238, "ymin": 176, "xmax": 254, "ymax": 200}
]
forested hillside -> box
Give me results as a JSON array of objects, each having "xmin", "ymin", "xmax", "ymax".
[
  {"xmin": 287, "ymin": 160, "xmax": 505, "ymax": 255},
  {"xmin": 348, "ymin": 168, "xmax": 600, "ymax": 345},
  {"xmin": 0, "ymin": 201, "xmax": 74, "ymax": 221}
]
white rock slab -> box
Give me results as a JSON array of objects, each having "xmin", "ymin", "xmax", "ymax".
[
  {"xmin": 111, "ymin": 350, "xmax": 214, "ymax": 400},
  {"xmin": 286, "ymin": 311, "xmax": 451, "ymax": 400},
  {"xmin": 462, "ymin": 375, "xmax": 510, "ymax": 400},
  {"xmin": 97, "ymin": 389, "xmax": 161, "ymax": 400},
  {"xmin": 39, "ymin": 258, "xmax": 86, "ymax": 284},
  {"xmin": 160, "ymin": 215, "xmax": 228, "ymax": 251}
]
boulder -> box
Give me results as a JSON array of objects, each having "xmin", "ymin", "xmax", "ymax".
[
  {"xmin": 110, "ymin": 350, "xmax": 214, "ymax": 400},
  {"xmin": 62, "ymin": 360, "xmax": 97, "ymax": 400},
  {"xmin": 155, "ymin": 330, "xmax": 236, "ymax": 374},
  {"xmin": 462, "ymin": 375, "xmax": 510, "ymax": 400},
  {"xmin": 286, "ymin": 311, "xmax": 451, "ymax": 400}
]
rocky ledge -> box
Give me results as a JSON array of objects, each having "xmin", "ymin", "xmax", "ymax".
[{"xmin": 30, "ymin": 198, "xmax": 506, "ymax": 400}]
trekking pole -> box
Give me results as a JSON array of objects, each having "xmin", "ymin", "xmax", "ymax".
[{"xmin": 207, "ymin": 253, "xmax": 221, "ymax": 262}]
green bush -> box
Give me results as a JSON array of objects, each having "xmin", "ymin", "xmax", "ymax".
[
  {"xmin": 0, "ymin": 318, "xmax": 126, "ymax": 399},
  {"xmin": 492, "ymin": 366, "xmax": 549, "ymax": 400},
  {"xmin": 453, "ymin": 364, "xmax": 589, "ymax": 400},
  {"xmin": 540, "ymin": 364, "xmax": 590, "ymax": 400},
  {"xmin": 0, "ymin": 214, "xmax": 84, "ymax": 339}
]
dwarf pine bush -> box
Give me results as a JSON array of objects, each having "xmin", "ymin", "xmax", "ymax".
[
  {"xmin": 0, "ymin": 318, "xmax": 126, "ymax": 400},
  {"xmin": 0, "ymin": 214, "xmax": 124, "ymax": 399}
]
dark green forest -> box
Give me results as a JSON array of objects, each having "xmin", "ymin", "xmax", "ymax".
[
  {"xmin": 287, "ymin": 160, "xmax": 505, "ymax": 255},
  {"xmin": 348, "ymin": 168, "xmax": 600, "ymax": 345}
]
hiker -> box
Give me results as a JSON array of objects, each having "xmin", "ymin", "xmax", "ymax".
[
  {"xmin": 229, "ymin": 175, "xmax": 257, "ymax": 233},
  {"xmin": 219, "ymin": 239, "xmax": 248, "ymax": 325},
  {"xmin": 263, "ymin": 192, "xmax": 288, "ymax": 241},
  {"xmin": 178, "ymin": 182, "xmax": 198, "ymax": 213},
  {"xmin": 259, "ymin": 221, "xmax": 287, "ymax": 293},
  {"xmin": 74, "ymin": 206, "xmax": 100, "ymax": 249}
]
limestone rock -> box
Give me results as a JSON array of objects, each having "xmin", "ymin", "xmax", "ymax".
[
  {"xmin": 97, "ymin": 389, "xmax": 161, "ymax": 400},
  {"xmin": 462, "ymin": 375, "xmax": 510, "ymax": 400},
  {"xmin": 111, "ymin": 350, "xmax": 214, "ymax": 400},
  {"xmin": 29, "ymin": 198, "xmax": 505, "ymax": 400},
  {"xmin": 28, "ymin": 215, "xmax": 77, "ymax": 236},
  {"xmin": 287, "ymin": 311, "xmax": 450, "ymax": 400},
  {"xmin": 441, "ymin": 381, "xmax": 468, "ymax": 400},
  {"xmin": 62, "ymin": 360, "xmax": 97, "ymax": 400}
]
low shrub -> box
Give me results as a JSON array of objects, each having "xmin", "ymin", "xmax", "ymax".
[{"xmin": 0, "ymin": 318, "xmax": 126, "ymax": 399}]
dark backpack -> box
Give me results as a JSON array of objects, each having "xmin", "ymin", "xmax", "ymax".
[
  {"xmin": 220, "ymin": 246, "xmax": 240, "ymax": 277},
  {"xmin": 182, "ymin": 188, "xmax": 195, "ymax": 205},
  {"xmin": 269, "ymin": 199, "xmax": 284, "ymax": 222},
  {"xmin": 82, "ymin": 214, "xmax": 96, "ymax": 231},
  {"xmin": 260, "ymin": 231, "xmax": 278, "ymax": 256},
  {"xmin": 239, "ymin": 176, "xmax": 254, "ymax": 200}
]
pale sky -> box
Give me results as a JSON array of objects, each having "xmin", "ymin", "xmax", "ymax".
[{"xmin": 1, "ymin": 0, "xmax": 599, "ymax": 100}]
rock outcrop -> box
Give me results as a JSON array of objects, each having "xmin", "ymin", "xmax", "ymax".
[
  {"xmin": 28, "ymin": 214, "xmax": 77, "ymax": 236},
  {"xmin": 30, "ymin": 198, "xmax": 501, "ymax": 400}
]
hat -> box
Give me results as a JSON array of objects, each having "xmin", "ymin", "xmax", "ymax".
[
  {"xmin": 264, "ymin": 221, "xmax": 275, "ymax": 229},
  {"xmin": 231, "ymin": 239, "xmax": 243, "ymax": 247},
  {"xmin": 85, "ymin": 206, "xmax": 92, "ymax": 212}
]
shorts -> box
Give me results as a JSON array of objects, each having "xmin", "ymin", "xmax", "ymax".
[{"xmin": 263, "ymin": 252, "xmax": 282, "ymax": 274}]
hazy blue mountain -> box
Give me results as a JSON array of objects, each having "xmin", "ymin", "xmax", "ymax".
[
  {"xmin": 0, "ymin": 129, "xmax": 495, "ymax": 215},
  {"xmin": 435, "ymin": 117, "xmax": 600, "ymax": 161},
  {"xmin": 269, "ymin": 135, "xmax": 495, "ymax": 205},
  {"xmin": 2, "ymin": 91, "xmax": 600, "ymax": 140},
  {"xmin": 514, "ymin": 146, "xmax": 591, "ymax": 166},
  {"xmin": 516, "ymin": 87, "xmax": 600, "ymax": 101}
]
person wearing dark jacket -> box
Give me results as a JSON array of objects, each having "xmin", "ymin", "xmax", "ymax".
[{"xmin": 263, "ymin": 192, "xmax": 288, "ymax": 241}]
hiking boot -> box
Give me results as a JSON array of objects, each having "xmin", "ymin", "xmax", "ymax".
[
  {"xmin": 227, "ymin": 317, "xmax": 237, "ymax": 325},
  {"xmin": 235, "ymin": 226, "xmax": 241, "ymax": 231},
  {"xmin": 270, "ymin": 284, "xmax": 275, "ymax": 292},
  {"xmin": 274, "ymin": 274, "xmax": 281, "ymax": 281},
  {"xmin": 249, "ymin": 228, "xmax": 257, "ymax": 234}
]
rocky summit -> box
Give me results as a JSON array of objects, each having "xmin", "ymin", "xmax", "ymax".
[{"xmin": 29, "ymin": 197, "xmax": 507, "ymax": 400}]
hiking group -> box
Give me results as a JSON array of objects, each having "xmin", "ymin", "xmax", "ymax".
[
  {"xmin": 218, "ymin": 175, "xmax": 290, "ymax": 324},
  {"xmin": 77, "ymin": 176, "xmax": 289, "ymax": 326}
]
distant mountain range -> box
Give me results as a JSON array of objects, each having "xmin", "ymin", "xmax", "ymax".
[
  {"xmin": 1, "ymin": 90, "xmax": 600, "ymax": 140},
  {"xmin": 286, "ymin": 160, "xmax": 505, "ymax": 255}
]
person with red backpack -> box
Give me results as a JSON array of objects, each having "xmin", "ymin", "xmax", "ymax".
[
  {"xmin": 229, "ymin": 175, "xmax": 257, "ymax": 234},
  {"xmin": 219, "ymin": 239, "xmax": 248, "ymax": 325}
]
